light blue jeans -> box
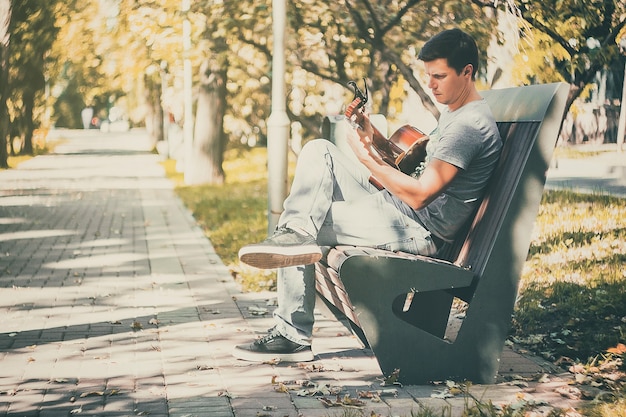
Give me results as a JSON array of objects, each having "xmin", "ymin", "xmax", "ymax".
[{"xmin": 273, "ymin": 139, "xmax": 438, "ymax": 345}]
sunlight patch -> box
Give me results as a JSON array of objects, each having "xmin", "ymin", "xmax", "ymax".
[{"xmin": 0, "ymin": 229, "xmax": 76, "ymax": 242}]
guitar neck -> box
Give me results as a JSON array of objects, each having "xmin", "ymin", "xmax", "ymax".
[{"xmin": 346, "ymin": 98, "xmax": 405, "ymax": 169}]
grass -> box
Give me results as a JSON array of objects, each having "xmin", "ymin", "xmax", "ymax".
[
  {"xmin": 511, "ymin": 190, "xmax": 626, "ymax": 409},
  {"xmin": 552, "ymin": 144, "xmax": 616, "ymax": 159},
  {"xmin": 166, "ymin": 146, "xmax": 626, "ymax": 416},
  {"xmin": 4, "ymin": 142, "xmax": 59, "ymax": 169},
  {"xmin": 515, "ymin": 190, "xmax": 626, "ymax": 363},
  {"xmin": 5, "ymin": 154, "xmax": 34, "ymax": 168},
  {"xmin": 2, "ymin": 129, "xmax": 59, "ymax": 169}
]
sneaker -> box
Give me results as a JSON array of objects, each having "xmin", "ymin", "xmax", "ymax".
[
  {"xmin": 232, "ymin": 329, "xmax": 314, "ymax": 362},
  {"xmin": 238, "ymin": 226, "xmax": 322, "ymax": 269}
]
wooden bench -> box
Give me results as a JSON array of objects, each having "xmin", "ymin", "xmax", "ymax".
[{"xmin": 315, "ymin": 83, "xmax": 570, "ymax": 384}]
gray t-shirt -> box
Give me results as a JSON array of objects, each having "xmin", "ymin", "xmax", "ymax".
[{"xmin": 414, "ymin": 99, "xmax": 502, "ymax": 242}]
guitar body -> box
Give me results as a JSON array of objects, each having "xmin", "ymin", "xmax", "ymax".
[{"xmin": 389, "ymin": 125, "xmax": 429, "ymax": 175}]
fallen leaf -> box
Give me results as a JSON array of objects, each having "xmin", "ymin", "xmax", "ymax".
[
  {"xmin": 274, "ymin": 383, "xmax": 289, "ymax": 393},
  {"xmin": 538, "ymin": 374, "xmax": 551, "ymax": 383},
  {"xmin": 248, "ymin": 306, "xmax": 268, "ymax": 316},
  {"xmin": 379, "ymin": 368, "xmax": 401, "ymax": 386},
  {"xmin": 50, "ymin": 378, "xmax": 70, "ymax": 384},
  {"xmin": 603, "ymin": 372, "xmax": 624, "ymax": 381},
  {"xmin": 310, "ymin": 383, "xmax": 329, "ymax": 395},
  {"xmin": 448, "ymin": 386, "xmax": 463, "ymax": 395},
  {"xmin": 574, "ymin": 374, "xmax": 588, "ymax": 384},
  {"xmin": 501, "ymin": 380, "xmax": 529, "ymax": 388},
  {"xmin": 318, "ymin": 396, "xmax": 343, "ymax": 407},
  {"xmin": 607, "ymin": 343, "xmax": 626, "ymax": 354},
  {"xmin": 298, "ymin": 363, "xmax": 327, "ymax": 372},
  {"xmin": 569, "ymin": 364, "xmax": 585, "ymax": 373},
  {"xmin": 340, "ymin": 394, "xmax": 366, "ymax": 408},
  {"xmin": 431, "ymin": 390, "xmax": 454, "ymax": 399},
  {"xmin": 555, "ymin": 386, "xmax": 582, "ymax": 400},
  {"xmin": 80, "ymin": 391, "xmax": 104, "ymax": 397},
  {"xmin": 218, "ymin": 391, "xmax": 235, "ymax": 398}
]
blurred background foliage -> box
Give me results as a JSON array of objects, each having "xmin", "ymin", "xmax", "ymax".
[{"xmin": 0, "ymin": 0, "xmax": 625, "ymax": 171}]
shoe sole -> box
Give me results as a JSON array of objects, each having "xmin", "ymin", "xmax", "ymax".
[
  {"xmin": 238, "ymin": 245, "xmax": 322, "ymax": 269},
  {"xmin": 232, "ymin": 346, "xmax": 314, "ymax": 362}
]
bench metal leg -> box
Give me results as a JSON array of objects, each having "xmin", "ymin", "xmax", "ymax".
[{"xmin": 336, "ymin": 256, "xmax": 504, "ymax": 384}]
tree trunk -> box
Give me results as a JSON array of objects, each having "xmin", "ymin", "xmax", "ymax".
[
  {"xmin": 0, "ymin": 0, "xmax": 11, "ymax": 169},
  {"xmin": 143, "ymin": 73, "xmax": 164, "ymax": 150},
  {"xmin": 22, "ymin": 88, "xmax": 34, "ymax": 154},
  {"xmin": 185, "ymin": 58, "xmax": 227, "ymax": 185}
]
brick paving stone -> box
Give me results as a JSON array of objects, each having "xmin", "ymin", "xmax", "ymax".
[{"xmin": 2, "ymin": 130, "xmax": 621, "ymax": 417}]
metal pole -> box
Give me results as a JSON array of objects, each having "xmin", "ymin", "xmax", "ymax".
[
  {"xmin": 617, "ymin": 58, "xmax": 626, "ymax": 153},
  {"xmin": 266, "ymin": 0, "xmax": 289, "ymax": 234},
  {"xmin": 182, "ymin": 0, "xmax": 195, "ymax": 182}
]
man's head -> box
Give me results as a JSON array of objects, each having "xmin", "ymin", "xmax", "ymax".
[{"xmin": 418, "ymin": 28, "xmax": 479, "ymax": 80}]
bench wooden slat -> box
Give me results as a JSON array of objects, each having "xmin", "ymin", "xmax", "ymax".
[
  {"xmin": 455, "ymin": 122, "xmax": 541, "ymax": 273},
  {"xmin": 315, "ymin": 263, "xmax": 359, "ymax": 326}
]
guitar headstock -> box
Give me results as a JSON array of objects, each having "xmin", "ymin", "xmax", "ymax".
[{"xmin": 345, "ymin": 79, "xmax": 369, "ymax": 123}]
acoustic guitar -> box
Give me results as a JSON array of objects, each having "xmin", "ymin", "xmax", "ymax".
[{"xmin": 346, "ymin": 79, "xmax": 430, "ymax": 179}]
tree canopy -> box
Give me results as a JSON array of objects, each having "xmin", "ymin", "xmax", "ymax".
[{"xmin": 1, "ymin": 0, "xmax": 625, "ymax": 173}]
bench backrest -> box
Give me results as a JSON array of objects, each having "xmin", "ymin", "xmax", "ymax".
[{"xmin": 439, "ymin": 83, "xmax": 569, "ymax": 299}]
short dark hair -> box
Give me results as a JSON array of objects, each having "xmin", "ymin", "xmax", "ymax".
[{"xmin": 418, "ymin": 28, "xmax": 479, "ymax": 79}]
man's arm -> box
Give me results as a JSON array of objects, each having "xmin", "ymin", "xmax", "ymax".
[{"xmin": 347, "ymin": 117, "xmax": 459, "ymax": 210}]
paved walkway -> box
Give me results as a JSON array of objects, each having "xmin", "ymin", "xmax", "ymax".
[
  {"xmin": 0, "ymin": 129, "xmax": 622, "ymax": 417},
  {"xmin": 546, "ymin": 143, "xmax": 626, "ymax": 198}
]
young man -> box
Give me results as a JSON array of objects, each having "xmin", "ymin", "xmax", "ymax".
[{"xmin": 233, "ymin": 28, "xmax": 502, "ymax": 362}]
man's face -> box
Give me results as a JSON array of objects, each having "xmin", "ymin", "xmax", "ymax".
[{"xmin": 423, "ymin": 58, "xmax": 472, "ymax": 111}]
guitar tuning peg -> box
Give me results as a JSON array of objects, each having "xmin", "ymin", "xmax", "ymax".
[
  {"xmin": 362, "ymin": 78, "xmax": 368, "ymax": 104},
  {"xmin": 348, "ymin": 80, "xmax": 358, "ymax": 100},
  {"xmin": 348, "ymin": 79, "xmax": 368, "ymax": 105}
]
